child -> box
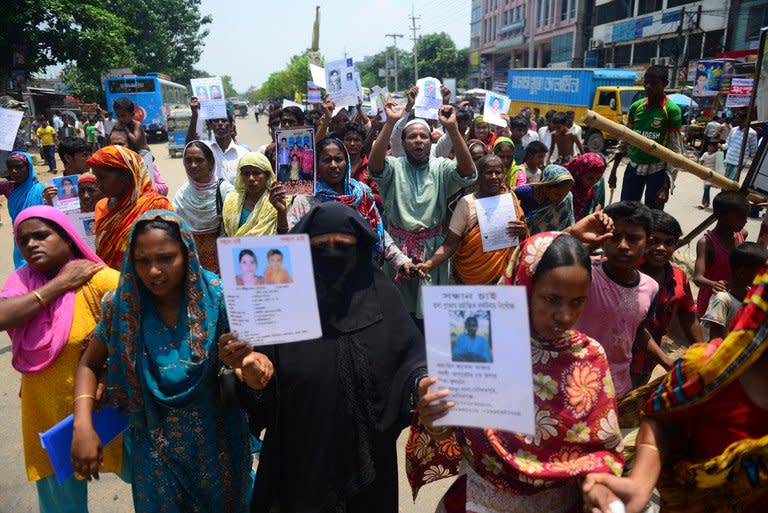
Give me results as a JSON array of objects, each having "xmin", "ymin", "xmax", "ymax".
[
  {"xmin": 112, "ymin": 97, "xmax": 149, "ymax": 152},
  {"xmin": 694, "ymin": 191, "xmax": 750, "ymax": 317},
  {"xmin": 410, "ymin": 233, "xmax": 624, "ymax": 511},
  {"xmin": 697, "ymin": 139, "xmax": 724, "ymax": 209},
  {"xmin": 547, "ymin": 112, "xmax": 583, "ymax": 164},
  {"xmin": 264, "ymin": 249, "xmax": 293, "ymax": 284},
  {"xmin": 508, "ymin": 116, "xmax": 529, "ymax": 165},
  {"xmin": 522, "ymin": 140, "xmax": 547, "ymax": 183},
  {"xmin": 633, "ymin": 210, "xmax": 702, "ymax": 387},
  {"xmin": 701, "ymin": 242, "xmax": 768, "ymax": 339},
  {"xmin": 574, "ymin": 201, "xmax": 661, "ymax": 398}
]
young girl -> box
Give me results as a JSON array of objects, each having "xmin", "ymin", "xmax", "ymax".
[{"xmin": 408, "ymin": 232, "xmax": 624, "ymax": 512}]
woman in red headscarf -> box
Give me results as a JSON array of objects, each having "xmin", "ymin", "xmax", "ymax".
[{"xmin": 87, "ymin": 145, "xmax": 171, "ymax": 268}]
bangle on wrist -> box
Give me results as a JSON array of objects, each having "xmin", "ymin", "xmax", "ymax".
[
  {"xmin": 33, "ymin": 290, "xmax": 47, "ymax": 307},
  {"xmin": 73, "ymin": 394, "xmax": 96, "ymax": 404}
]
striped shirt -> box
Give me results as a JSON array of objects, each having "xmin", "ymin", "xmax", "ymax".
[{"xmin": 724, "ymin": 127, "xmax": 758, "ymax": 167}]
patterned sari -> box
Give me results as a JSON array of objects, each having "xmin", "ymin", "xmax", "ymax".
[
  {"xmin": 96, "ymin": 210, "xmax": 250, "ymax": 513},
  {"xmin": 643, "ymin": 264, "xmax": 768, "ymax": 512},
  {"xmin": 406, "ymin": 232, "xmax": 624, "ymax": 513},
  {"xmin": 88, "ymin": 146, "xmax": 171, "ymax": 269},
  {"xmin": 514, "ymin": 165, "xmax": 575, "ymax": 235}
]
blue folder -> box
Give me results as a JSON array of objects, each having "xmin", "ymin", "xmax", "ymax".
[{"xmin": 39, "ymin": 406, "xmax": 129, "ymax": 484}]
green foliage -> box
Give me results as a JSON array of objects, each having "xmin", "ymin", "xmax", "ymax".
[
  {"xmin": 250, "ymin": 52, "xmax": 312, "ymax": 101},
  {"xmin": 221, "ymin": 76, "xmax": 238, "ymax": 98}
]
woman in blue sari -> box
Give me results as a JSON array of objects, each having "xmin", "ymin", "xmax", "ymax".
[
  {"xmin": 71, "ymin": 210, "xmax": 251, "ymax": 513},
  {"xmin": 1, "ymin": 152, "xmax": 45, "ymax": 267}
]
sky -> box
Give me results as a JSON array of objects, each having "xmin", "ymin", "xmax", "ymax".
[{"xmin": 197, "ymin": 0, "xmax": 471, "ymax": 92}]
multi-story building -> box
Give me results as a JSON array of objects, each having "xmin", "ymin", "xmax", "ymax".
[
  {"xmin": 726, "ymin": 0, "xmax": 768, "ymax": 52},
  {"xmin": 588, "ymin": 0, "xmax": 731, "ymax": 80}
]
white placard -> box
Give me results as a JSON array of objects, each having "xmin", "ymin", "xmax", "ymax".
[
  {"xmin": 370, "ymin": 86, "xmax": 389, "ymax": 121},
  {"xmin": 422, "ymin": 285, "xmax": 535, "ymax": 434},
  {"xmin": 414, "ymin": 77, "xmax": 443, "ymax": 119},
  {"xmin": 190, "ymin": 77, "xmax": 227, "ymax": 120},
  {"xmin": 483, "ymin": 93, "xmax": 511, "ymax": 127},
  {"xmin": 353, "ymin": 71, "xmax": 364, "ymax": 101},
  {"xmin": 217, "ymin": 235, "xmax": 322, "ymax": 345},
  {"xmin": 0, "ymin": 108, "xmax": 24, "ymax": 152},
  {"xmin": 325, "ymin": 58, "xmax": 358, "ymax": 108},
  {"xmin": 309, "ymin": 63, "xmax": 327, "ymax": 89},
  {"xmin": 68, "ymin": 211, "xmax": 96, "ymax": 251},
  {"xmin": 475, "ymin": 194, "xmax": 519, "ymax": 252},
  {"xmin": 443, "ymin": 78, "xmax": 457, "ymax": 103},
  {"xmin": 49, "ymin": 175, "xmax": 81, "ymax": 212}
]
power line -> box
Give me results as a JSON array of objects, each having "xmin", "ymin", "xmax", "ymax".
[
  {"xmin": 385, "ymin": 33, "xmax": 404, "ymax": 91},
  {"xmin": 409, "ymin": 4, "xmax": 421, "ymax": 83}
]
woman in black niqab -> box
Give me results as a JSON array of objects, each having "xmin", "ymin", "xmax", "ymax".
[{"xmin": 241, "ymin": 202, "xmax": 427, "ymax": 513}]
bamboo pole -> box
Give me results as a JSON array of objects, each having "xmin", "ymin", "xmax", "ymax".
[{"xmin": 581, "ymin": 110, "xmax": 765, "ymax": 203}]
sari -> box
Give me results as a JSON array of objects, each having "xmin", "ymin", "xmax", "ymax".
[
  {"xmin": 563, "ymin": 153, "xmax": 606, "ymax": 221},
  {"xmin": 407, "ymin": 232, "xmax": 624, "ymax": 513},
  {"xmin": 5, "ymin": 152, "xmax": 45, "ymax": 268},
  {"xmin": 221, "ymin": 151, "xmax": 280, "ymax": 237},
  {"xmin": 514, "ymin": 165, "xmax": 575, "ymax": 235},
  {"xmin": 0, "ymin": 206, "xmax": 122, "ymax": 483},
  {"xmin": 97, "ymin": 210, "xmax": 250, "ymax": 513},
  {"xmin": 493, "ymin": 137, "xmax": 527, "ymax": 190},
  {"xmin": 643, "ymin": 265, "xmax": 768, "ymax": 512},
  {"xmin": 450, "ymin": 192, "xmax": 527, "ymax": 284},
  {"xmin": 89, "ymin": 146, "xmax": 171, "ymax": 269}
]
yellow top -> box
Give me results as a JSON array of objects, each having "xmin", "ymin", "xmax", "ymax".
[
  {"xmin": 36, "ymin": 126, "xmax": 56, "ymax": 146},
  {"xmin": 20, "ymin": 267, "xmax": 122, "ymax": 481}
]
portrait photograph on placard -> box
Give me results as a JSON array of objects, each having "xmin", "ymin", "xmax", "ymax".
[
  {"xmin": 274, "ymin": 127, "xmax": 316, "ymax": 195},
  {"xmin": 450, "ymin": 310, "xmax": 493, "ymax": 363},
  {"xmin": 231, "ymin": 246, "xmax": 294, "ymax": 287}
]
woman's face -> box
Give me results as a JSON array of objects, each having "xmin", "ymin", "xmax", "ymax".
[
  {"xmin": 16, "ymin": 218, "xmax": 75, "ymax": 276},
  {"xmin": 78, "ymin": 182, "xmax": 104, "ymax": 212},
  {"xmin": 474, "ymin": 123, "xmax": 490, "ymax": 141},
  {"xmin": 93, "ymin": 165, "xmax": 132, "ymax": 199},
  {"xmin": 240, "ymin": 165, "xmax": 268, "ymax": 194},
  {"xmin": 268, "ymin": 254, "xmax": 282, "ymax": 270},
  {"xmin": 7, "ymin": 158, "xmax": 29, "ymax": 184},
  {"xmin": 543, "ymin": 182, "xmax": 572, "ymax": 205},
  {"xmin": 62, "ymin": 180, "xmax": 74, "ymax": 194},
  {"xmin": 478, "ymin": 159, "xmax": 504, "ymax": 196},
  {"xmin": 579, "ymin": 170, "xmax": 603, "ymax": 190},
  {"xmin": 132, "ymin": 228, "xmax": 186, "ymax": 301},
  {"xmin": 494, "ymin": 144, "xmax": 514, "ymax": 170},
  {"xmin": 184, "ymin": 145, "xmax": 213, "ymax": 183},
  {"xmin": 530, "ymin": 264, "xmax": 590, "ymax": 340},
  {"xmin": 239, "ymin": 254, "xmax": 257, "ymax": 275},
  {"xmin": 317, "ymin": 144, "xmax": 346, "ymax": 187}
]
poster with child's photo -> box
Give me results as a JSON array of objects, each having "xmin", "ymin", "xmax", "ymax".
[
  {"xmin": 274, "ymin": 127, "xmax": 316, "ymax": 195},
  {"xmin": 217, "ymin": 235, "xmax": 321, "ymax": 345},
  {"xmin": 450, "ymin": 310, "xmax": 493, "ymax": 363},
  {"xmin": 50, "ymin": 175, "xmax": 80, "ymax": 212},
  {"xmin": 67, "ymin": 211, "xmax": 96, "ymax": 251},
  {"xmin": 483, "ymin": 93, "xmax": 511, "ymax": 127}
]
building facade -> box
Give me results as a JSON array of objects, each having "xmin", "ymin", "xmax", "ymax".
[{"xmin": 726, "ymin": 0, "xmax": 768, "ymax": 52}]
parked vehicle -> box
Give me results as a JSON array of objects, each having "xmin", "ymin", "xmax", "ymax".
[{"xmin": 166, "ymin": 108, "xmax": 191, "ymax": 158}]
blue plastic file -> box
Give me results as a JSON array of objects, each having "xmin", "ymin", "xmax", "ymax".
[{"xmin": 39, "ymin": 406, "xmax": 129, "ymax": 484}]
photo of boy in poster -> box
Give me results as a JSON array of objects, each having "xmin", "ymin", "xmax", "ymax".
[
  {"xmin": 450, "ymin": 311, "xmax": 493, "ymax": 363},
  {"xmin": 210, "ymin": 85, "xmax": 223, "ymax": 99},
  {"xmin": 274, "ymin": 127, "xmax": 316, "ymax": 195}
]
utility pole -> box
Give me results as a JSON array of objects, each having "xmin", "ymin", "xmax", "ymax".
[
  {"xmin": 528, "ymin": 0, "xmax": 535, "ymax": 67},
  {"xmin": 672, "ymin": 7, "xmax": 686, "ymax": 88},
  {"xmin": 386, "ymin": 33, "xmax": 404, "ymax": 91},
  {"xmin": 409, "ymin": 5, "xmax": 421, "ymax": 83}
]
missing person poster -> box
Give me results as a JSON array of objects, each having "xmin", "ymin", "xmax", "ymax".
[
  {"xmin": 217, "ymin": 235, "xmax": 322, "ymax": 345},
  {"xmin": 483, "ymin": 93, "xmax": 511, "ymax": 127},
  {"xmin": 325, "ymin": 58, "xmax": 358, "ymax": 107},
  {"xmin": 422, "ymin": 286, "xmax": 535, "ymax": 434},
  {"xmin": 49, "ymin": 175, "xmax": 80, "ymax": 212},
  {"xmin": 370, "ymin": 86, "xmax": 388, "ymax": 121},
  {"xmin": 307, "ymin": 81, "xmax": 322, "ymax": 104},
  {"xmin": 190, "ymin": 77, "xmax": 227, "ymax": 119},
  {"xmin": 67, "ymin": 211, "xmax": 96, "ymax": 251},
  {"xmin": 0, "ymin": 108, "xmax": 24, "ymax": 151},
  {"xmin": 274, "ymin": 127, "xmax": 316, "ymax": 195},
  {"xmin": 475, "ymin": 194, "xmax": 519, "ymax": 251},
  {"xmin": 414, "ymin": 77, "xmax": 443, "ymax": 119}
]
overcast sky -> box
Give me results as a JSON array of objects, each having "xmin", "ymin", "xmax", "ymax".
[{"xmin": 197, "ymin": 0, "xmax": 471, "ymax": 92}]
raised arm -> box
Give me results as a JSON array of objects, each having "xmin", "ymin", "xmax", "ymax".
[
  {"xmin": 369, "ymin": 99, "xmax": 406, "ymax": 175},
  {"xmin": 439, "ymin": 106, "xmax": 474, "ymax": 178},
  {"xmin": 315, "ymin": 95, "xmax": 334, "ymax": 141},
  {"xmin": 186, "ymin": 96, "xmax": 201, "ymax": 144}
]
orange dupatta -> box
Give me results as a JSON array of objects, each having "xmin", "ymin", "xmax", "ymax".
[{"xmin": 89, "ymin": 146, "xmax": 171, "ymax": 269}]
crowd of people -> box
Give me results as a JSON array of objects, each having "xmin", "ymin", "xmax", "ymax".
[{"xmin": 0, "ymin": 63, "xmax": 766, "ymax": 513}]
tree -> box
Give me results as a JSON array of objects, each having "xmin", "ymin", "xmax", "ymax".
[
  {"xmin": 357, "ymin": 47, "xmax": 413, "ymax": 93},
  {"xmin": 221, "ymin": 75, "xmax": 238, "ymax": 98},
  {"xmin": 250, "ymin": 52, "xmax": 312, "ymax": 101}
]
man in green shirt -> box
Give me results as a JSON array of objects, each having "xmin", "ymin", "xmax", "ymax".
[
  {"xmin": 615, "ymin": 66, "xmax": 683, "ymax": 210},
  {"xmin": 369, "ymin": 96, "xmax": 476, "ymax": 322}
]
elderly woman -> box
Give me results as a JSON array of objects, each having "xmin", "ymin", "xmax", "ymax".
[
  {"xmin": 0, "ymin": 206, "xmax": 123, "ymax": 513},
  {"xmin": 88, "ymin": 145, "xmax": 171, "ymax": 268},
  {"xmin": 222, "ymin": 202, "xmax": 427, "ymax": 512},
  {"xmin": 514, "ymin": 164, "xmax": 575, "ymax": 235},
  {"xmin": 173, "ymin": 141, "xmax": 234, "ymax": 273},
  {"xmin": 0, "ymin": 152, "xmax": 46, "ymax": 267},
  {"xmin": 76, "ymin": 173, "xmax": 104, "ymax": 213}
]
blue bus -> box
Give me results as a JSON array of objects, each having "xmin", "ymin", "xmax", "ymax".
[{"xmin": 104, "ymin": 73, "xmax": 188, "ymax": 141}]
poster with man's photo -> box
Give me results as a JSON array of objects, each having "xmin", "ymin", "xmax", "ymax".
[
  {"xmin": 190, "ymin": 77, "xmax": 227, "ymax": 119},
  {"xmin": 414, "ymin": 76, "xmax": 443, "ymax": 119},
  {"xmin": 274, "ymin": 127, "xmax": 316, "ymax": 195},
  {"xmin": 49, "ymin": 175, "xmax": 80, "ymax": 212},
  {"xmin": 324, "ymin": 58, "xmax": 358, "ymax": 107}
]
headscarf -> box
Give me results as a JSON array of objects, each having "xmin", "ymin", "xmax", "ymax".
[
  {"xmin": 99, "ymin": 210, "xmax": 223, "ymax": 426},
  {"xmin": 77, "ymin": 173, "xmax": 97, "ymax": 185},
  {"xmin": 1, "ymin": 205, "xmax": 104, "ymax": 374},
  {"xmin": 221, "ymin": 151, "xmax": 278, "ymax": 237},
  {"xmin": 6, "ymin": 152, "xmax": 45, "ymax": 268},
  {"xmin": 88, "ymin": 145, "xmax": 171, "ymax": 268},
  {"xmin": 467, "ymin": 139, "xmax": 490, "ymax": 155},
  {"xmin": 519, "ymin": 164, "xmax": 575, "ymax": 234},
  {"xmin": 408, "ymin": 231, "xmax": 624, "ymax": 501},
  {"xmin": 468, "ymin": 115, "xmax": 497, "ymax": 147},
  {"xmin": 493, "ymin": 136, "xmax": 527, "ymax": 189},
  {"xmin": 564, "ymin": 153, "xmax": 606, "ymax": 221},
  {"xmin": 173, "ymin": 141, "xmax": 234, "ymax": 233},
  {"xmin": 314, "ymin": 138, "xmax": 386, "ymax": 255}
]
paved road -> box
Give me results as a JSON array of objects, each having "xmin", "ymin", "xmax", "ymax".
[{"xmin": 0, "ymin": 115, "xmax": 760, "ymax": 512}]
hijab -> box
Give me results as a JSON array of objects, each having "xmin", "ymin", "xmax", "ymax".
[
  {"xmin": 493, "ymin": 136, "xmax": 527, "ymax": 189},
  {"xmin": 173, "ymin": 141, "xmax": 234, "ymax": 233},
  {"xmin": 564, "ymin": 153, "xmax": 606, "ymax": 221},
  {"xmin": 221, "ymin": 151, "xmax": 279, "ymax": 237},
  {"xmin": 519, "ymin": 164, "xmax": 575, "ymax": 234},
  {"xmin": 314, "ymin": 138, "xmax": 386, "ymax": 255},
  {"xmin": 1, "ymin": 205, "xmax": 104, "ymax": 374},
  {"xmin": 6, "ymin": 152, "xmax": 45, "ymax": 268},
  {"xmin": 88, "ymin": 145, "xmax": 171, "ymax": 269}
]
